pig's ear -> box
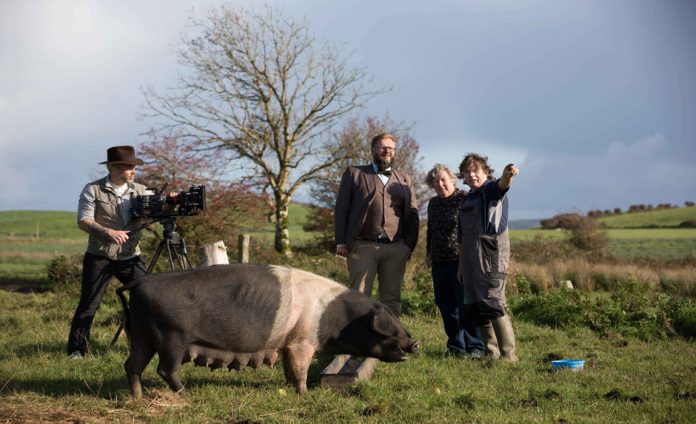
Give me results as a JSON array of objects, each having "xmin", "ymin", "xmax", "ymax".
[{"xmin": 371, "ymin": 307, "xmax": 397, "ymax": 337}]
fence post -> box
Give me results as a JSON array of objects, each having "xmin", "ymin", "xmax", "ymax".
[
  {"xmin": 238, "ymin": 234, "xmax": 250, "ymax": 263},
  {"xmin": 198, "ymin": 241, "xmax": 229, "ymax": 267}
]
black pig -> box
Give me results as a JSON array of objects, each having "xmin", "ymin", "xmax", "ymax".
[{"xmin": 117, "ymin": 264, "xmax": 419, "ymax": 397}]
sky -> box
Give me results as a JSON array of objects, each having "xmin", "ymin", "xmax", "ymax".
[{"xmin": 1, "ymin": 0, "xmax": 695, "ymax": 219}]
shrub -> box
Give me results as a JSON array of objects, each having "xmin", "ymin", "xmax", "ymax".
[
  {"xmin": 47, "ymin": 254, "xmax": 82, "ymax": 290},
  {"xmin": 511, "ymin": 273, "xmax": 535, "ymax": 295},
  {"xmin": 540, "ymin": 213, "xmax": 584, "ymax": 229},
  {"xmin": 511, "ymin": 236, "xmax": 574, "ymax": 263},
  {"xmin": 401, "ymin": 290, "xmax": 436, "ymax": 316},
  {"xmin": 669, "ymin": 298, "xmax": 696, "ymax": 339},
  {"xmin": 509, "ymin": 288, "xmax": 588, "ymax": 328},
  {"xmin": 509, "ymin": 285, "xmax": 695, "ymax": 340},
  {"xmin": 566, "ymin": 216, "xmax": 608, "ymax": 255}
]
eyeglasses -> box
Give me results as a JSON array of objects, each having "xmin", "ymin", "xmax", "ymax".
[{"xmin": 375, "ymin": 146, "xmax": 395, "ymax": 152}]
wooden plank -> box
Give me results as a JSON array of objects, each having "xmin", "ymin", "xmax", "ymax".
[
  {"xmin": 355, "ymin": 357, "xmax": 379, "ymax": 380},
  {"xmin": 321, "ymin": 354, "xmax": 351, "ymax": 375},
  {"xmin": 320, "ymin": 355, "xmax": 380, "ymax": 389}
]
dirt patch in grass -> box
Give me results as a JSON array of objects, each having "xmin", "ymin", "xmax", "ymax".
[
  {"xmin": 0, "ymin": 395, "xmax": 135, "ymax": 423},
  {"xmin": 0, "ymin": 279, "xmax": 48, "ymax": 294},
  {"xmin": 0, "ymin": 390, "xmax": 189, "ymax": 423}
]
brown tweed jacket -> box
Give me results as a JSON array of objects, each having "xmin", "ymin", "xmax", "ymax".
[{"xmin": 334, "ymin": 165, "xmax": 419, "ymax": 250}]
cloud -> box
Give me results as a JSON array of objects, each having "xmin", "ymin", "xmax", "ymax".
[
  {"xmin": 512, "ymin": 133, "xmax": 696, "ymax": 218},
  {"xmin": 71, "ymin": 1, "xmax": 94, "ymax": 33},
  {"xmin": 422, "ymin": 138, "xmax": 529, "ymax": 175}
]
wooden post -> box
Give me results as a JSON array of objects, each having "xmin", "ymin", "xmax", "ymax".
[
  {"xmin": 238, "ymin": 234, "xmax": 250, "ymax": 263},
  {"xmin": 198, "ymin": 241, "xmax": 229, "ymax": 267}
]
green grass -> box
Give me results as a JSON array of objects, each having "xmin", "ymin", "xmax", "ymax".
[
  {"xmin": 246, "ymin": 202, "xmax": 320, "ymax": 245},
  {"xmin": 0, "ymin": 210, "xmax": 83, "ymax": 238},
  {"xmin": 0, "ymin": 288, "xmax": 694, "ymax": 423},
  {"xmin": 510, "ymin": 229, "xmax": 567, "ymax": 241},
  {"xmin": 1, "ymin": 211, "xmax": 695, "ymax": 421},
  {"xmin": 0, "ymin": 205, "xmax": 319, "ymax": 284},
  {"xmin": 597, "ymin": 206, "xmax": 696, "ymax": 228},
  {"xmin": 606, "ymin": 229, "xmax": 696, "ymax": 258},
  {"xmin": 511, "ymin": 228, "xmax": 696, "ymax": 258},
  {"xmin": 3, "ymin": 210, "xmax": 696, "ymax": 286}
]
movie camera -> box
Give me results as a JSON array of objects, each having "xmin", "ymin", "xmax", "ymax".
[{"xmin": 131, "ymin": 185, "xmax": 206, "ymax": 218}]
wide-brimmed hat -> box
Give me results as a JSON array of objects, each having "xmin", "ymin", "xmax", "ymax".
[{"xmin": 99, "ymin": 145, "xmax": 144, "ymax": 165}]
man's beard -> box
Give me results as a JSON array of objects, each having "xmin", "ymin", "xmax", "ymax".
[{"xmin": 373, "ymin": 154, "xmax": 393, "ymax": 171}]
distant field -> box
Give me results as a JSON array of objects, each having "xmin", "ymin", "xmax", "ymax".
[
  {"xmin": 0, "ymin": 212, "xmax": 84, "ymax": 283},
  {"xmin": 509, "ymin": 229, "xmax": 566, "ymax": 240},
  {"xmin": 597, "ymin": 206, "xmax": 696, "ymax": 228},
  {"xmin": 0, "ymin": 210, "xmax": 82, "ymax": 239},
  {"xmin": 0, "ymin": 206, "xmax": 319, "ymax": 283},
  {"xmin": 510, "ymin": 228, "xmax": 696, "ymax": 258},
  {"xmin": 246, "ymin": 202, "xmax": 320, "ymax": 245},
  {"xmin": 3, "ymin": 208, "xmax": 696, "ymax": 284}
]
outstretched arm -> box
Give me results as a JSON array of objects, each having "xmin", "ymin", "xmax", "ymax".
[{"xmin": 498, "ymin": 163, "xmax": 519, "ymax": 190}]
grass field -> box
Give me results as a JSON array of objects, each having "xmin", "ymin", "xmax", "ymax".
[
  {"xmin": 245, "ymin": 203, "xmax": 321, "ymax": 244},
  {"xmin": 1, "ymin": 209, "xmax": 695, "ymax": 422},
  {"xmin": 0, "ymin": 206, "xmax": 319, "ymax": 285},
  {"xmin": 596, "ymin": 206, "xmax": 696, "ymax": 228},
  {"xmin": 511, "ymin": 228, "xmax": 696, "ymax": 258},
  {"xmin": 0, "ymin": 210, "xmax": 82, "ymax": 238},
  {"xmin": 0, "ymin": 287, "xmax": 694, "ymax": 423},
  {"xmin": 3, "ymin": 209, "xmax": 696, "ymax": 286}
]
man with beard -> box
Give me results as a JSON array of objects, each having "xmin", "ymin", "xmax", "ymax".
[
  {"xmin": 67, "ymin": 145, "xmax": 150, "ymax": 358},
  {"xmin": 334, "ymin": 133, "xmax": 419, "ymax": 317}
]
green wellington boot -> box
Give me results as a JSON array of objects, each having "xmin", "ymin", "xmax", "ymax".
[
  {"xmin": 477, "ymin": 322, "xmax": 500, "ymax": 359},
  {"xmin": 491, "ymin": 315, "xmax": 518, "ymax": 362}
]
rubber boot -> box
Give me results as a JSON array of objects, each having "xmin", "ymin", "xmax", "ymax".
[
  {"xmin": 491, "ymin": 315, "xmax": 518, "ymax": 362},
  {"xmin": 477, "ymin": 322, "xmax": 500, "ymax": 359}
]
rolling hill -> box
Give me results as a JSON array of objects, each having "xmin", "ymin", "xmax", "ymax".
[{"xmin": 597, "ymin": 206, "xmax": 696, "ymax": 229}]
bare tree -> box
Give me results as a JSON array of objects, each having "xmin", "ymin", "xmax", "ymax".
[
  {"xmin": 143, "ymin": 5, "xmax": 382, "ymax": 255},
  {"xmin": 137, "ymin": 133, "xmax": 268, "ymax": 254}
]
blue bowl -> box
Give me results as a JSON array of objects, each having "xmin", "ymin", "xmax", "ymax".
[{"xmin": 551, "ymin": 359, "xmax": 585, "ymax": 371}]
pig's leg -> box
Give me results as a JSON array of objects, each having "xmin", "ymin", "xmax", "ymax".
[
  {"xmin": 156, "ymin": 339, "xmax": 187, "ymax": 393},
  {"xmin": 124, "ymin": 344, "xmax": 155, "ymax": 398},
  {"xmin": 281, "ymin": 350, "xmax": 297, "ymax": 388},
  {"xmin": 282, "ymin": 342, "xmax": 315, "ymax": 394}
]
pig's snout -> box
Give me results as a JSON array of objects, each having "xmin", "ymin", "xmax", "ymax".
[{"xmin": 407, "ymin": 340, "xmax": 420, "ymax": 354}]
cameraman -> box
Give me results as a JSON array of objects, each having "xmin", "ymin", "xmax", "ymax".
[{"xmin": 67, "ymin": 145, "xmax": 150, "ymax": 359}]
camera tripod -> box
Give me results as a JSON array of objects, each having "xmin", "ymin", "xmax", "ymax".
[
  {"xmin": 109, "ymin": 216, "xmax": 191, "ymax": 348},
  {"xmin": 145, "ymin": 216, "xmax": 192, "ymax": 273}
]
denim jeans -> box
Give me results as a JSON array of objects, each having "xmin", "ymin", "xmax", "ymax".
[{"xmin": 432, "ymin": 260, "xmax": 484, "ymax": 354}]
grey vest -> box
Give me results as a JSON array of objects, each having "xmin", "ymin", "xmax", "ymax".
[{"xmin": 85, "ymin": 178, "xmax": 147, "ymax": 260}]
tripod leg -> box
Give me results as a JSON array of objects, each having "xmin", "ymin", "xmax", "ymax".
[
  {"xmin": 179, "ymin": 239, "xmax": 192, "ymax": 270},
  {"xmin": 171, "ymin": 245, "xmax": 185, "ymax": 271},
  {"xmin": 166, "ymin": 239, "xmax": 192, "ymax": 271},
  {"xmin": 165, "ymin": 242, "xmax": 176, "ymax": 272},
  {"xmin": 147, "ymin": 241, "xmax": 166, "ymax": 274},
  {"xmin": 110, "ymin": 325, "xmax": 124, "ymax": 348}
]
